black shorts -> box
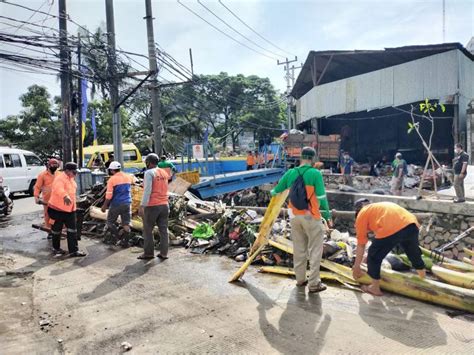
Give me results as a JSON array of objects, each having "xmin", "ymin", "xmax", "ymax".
[{"xmin": 367, "ymin": 223, "xmax": 425, "ymax": 280}]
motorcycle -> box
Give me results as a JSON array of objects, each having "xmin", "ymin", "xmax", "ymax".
[{"xmin": 0, "ymin": 176, "xmax": 13, "ymax": 216}]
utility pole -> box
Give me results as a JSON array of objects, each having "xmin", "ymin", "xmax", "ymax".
[
  {"xmin": 144, "ymin": 0, "xmax": 162, "ymax": 155},
  {"xmin": 58, "ymin": 0, "xmax": 72, "ymax": 162},
  {"xmin": 290, "ymin": 63, "xmax": 303, "ymax": 128},
  {"xmin": 77, "ymin": 34, "xmax": 83, "ymax": 168},
  {"xmin": 277, "ymin": 56, "xmax": 298, "ymax": 130},
  {"xmin": 105, "ymin": 0, "xmax": 123, "ymax": 166}
]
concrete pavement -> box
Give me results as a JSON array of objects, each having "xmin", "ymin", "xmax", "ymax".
[{"xmin": 1, "ymin": 208, "xmax": 473, "ymax": 354}]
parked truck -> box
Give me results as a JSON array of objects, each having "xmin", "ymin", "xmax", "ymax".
[{"xmin": 282, "ymin": 133, "xmax": 341, "ymax": 167}]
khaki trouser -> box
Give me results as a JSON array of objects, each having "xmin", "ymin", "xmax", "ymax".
[
  {"xmin": 454, "ymin": 174, "xmax": 465, "ymax": 200},
  {"xmin": 290, "ymin": 215, "xmax": 325, "ymax": 287},
  {"xmin": 143, "ymin": 204, "xmax": 169, "ymax": 257},
  {"xmin": 390, "ymin": 176, "xmax": 404, "ymax": 196}
]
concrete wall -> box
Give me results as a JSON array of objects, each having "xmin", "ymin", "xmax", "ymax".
[
  {"xmin": 296, "ymin": 49, "xmax": 472, "ymax": 124},
  {"xmin": 327, "ymin": 191, "xmax": 474, "ymax": 260},
  {"xmin": 458, "ymin": 50, "xmax": 474, "ymax": 146}
]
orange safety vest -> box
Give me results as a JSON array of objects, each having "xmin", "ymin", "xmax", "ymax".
[
  {"xmin": 33, "ymin": 169, "xmax": 58, "ymax": 202},
  {"xmin": 148, "ymin": 168, "xmax": 170, "ymax": 206},
  {"xmin": 48, "ymin": 172, "xmax": 77, "ymax": 212},
  {"xmin": 246, "ymin": 155, "xmax": 256, "ymax": 166}
]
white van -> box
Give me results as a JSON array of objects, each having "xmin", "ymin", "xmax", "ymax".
[{"xmin": 0, "ymin": 147, "xmax": 46, "ymax": 195}]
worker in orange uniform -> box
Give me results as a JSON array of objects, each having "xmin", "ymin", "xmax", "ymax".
[
  {"xmin": 101, "ymin": 161, "xmax": 135, "ymax": 247},
  {"xmin": 138, "ymin": 154, "xmax": 171, "ymax": 260},
  {"xmin": 352, "ymin": 199, "xmax": 425, "ymax": 296},
  {"xmin": 246, "ymin": 151, "xmax": 256, "ymax": 170},
  {"xmin": 34, "ymin": 158, "xmax": 60, "ymax": 233},
  {"xmin": 48, "ymin": 162, "xmax": 86, "ymax": 257}
]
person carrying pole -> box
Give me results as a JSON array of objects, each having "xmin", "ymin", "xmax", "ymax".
[
  {"xmin": 271, "ymin": 147, "xmax": 331, "ymax": 293},
  {"xmin": 352, "ymin": 199, "xmax": 426, "ymax": 296},
  {"xmin": 34, "ymin": 158, "xmax": 60, "ymax": 234},
  {"xmin": 47, "ymin": 162, "xmax": 86, "ymax": 257}
]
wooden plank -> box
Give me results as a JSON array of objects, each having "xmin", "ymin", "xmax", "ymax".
[
  {"xmin": 168, "ymin": 177, "xmax": 192, "ymax": 195},
  {"xmin": 229, "ymin": 190, "xmax": 289, "ymax": 282}
]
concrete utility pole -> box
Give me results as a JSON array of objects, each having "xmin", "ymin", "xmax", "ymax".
[
  {"xmin": 77, "ymin": 34, "xmax": 83, "ymax": 168},
  {"xmin": 105, "ymin": 0, "xmax": 124, "ymax": 166},
  {"xmin": 144, "ymin": 0, "xmax": 162, "ymax": 155},
  {"xmin": 58, "ymin": 0, "xmax": 72, "ymax": 162},
  {"xmin": 277, "ymin": 57, "xmax": 298, "ymax": 130}
]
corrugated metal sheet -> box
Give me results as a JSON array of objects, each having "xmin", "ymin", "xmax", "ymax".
[{"xmin": 297, "ymin": 49, "xmax": 471, "ymax": 124}]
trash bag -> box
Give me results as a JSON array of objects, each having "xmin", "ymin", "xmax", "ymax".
[
  {"xmin": 192, "ymin": 223, "xmax": 215, "ymax": 239},
  {"xmin": 385, "ymin": 253, "xmax": 411, "ymax": 271}
]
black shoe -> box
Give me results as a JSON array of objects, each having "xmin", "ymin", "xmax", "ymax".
[
  {"xmin": 69, "ymin": 251, "xmax": 87, "ymax": 257},
  {"xmin": 454, "ymin": 199, "xmax": 465, "ymax": 203},
  {"xmin": 52, "ymin": 248, "xmax": 67, "ymax": 255},
  {"xmin": 47, "ymin": 234, "xmax": 53, "ymax": 240}
]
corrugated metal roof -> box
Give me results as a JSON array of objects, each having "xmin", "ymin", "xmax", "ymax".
[
  {"xmin": 292, "ymin": 42, "xmax": 474, "ymax": 99},
  {"xmin": 296, "ymin": 50, "xmax": 465, "ymax": 123}
]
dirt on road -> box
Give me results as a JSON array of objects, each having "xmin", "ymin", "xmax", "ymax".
[{"xmin": 1, "ymin": 208, "xmax": 473, "ymax": 354}]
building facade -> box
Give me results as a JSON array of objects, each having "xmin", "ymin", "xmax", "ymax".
[{"xmin": 292, "ymin": 43, "xmax": 474, "ymax": 164}]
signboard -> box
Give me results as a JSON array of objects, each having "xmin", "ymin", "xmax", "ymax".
[{"xmin": 192, "ymin": 144, "xmax": 204, "ymax": 159}]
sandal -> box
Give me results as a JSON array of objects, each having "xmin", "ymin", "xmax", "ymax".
[
  {"xmin": 157, "ymin": 254, "xmax": 169, "ymax": 260},
  {"xmin": 69, "ymin": 251, "xmax": 87, "ymax": 257},
  {"xmin": 309, "ymin": 282, "xmax": 327, "ymax": 293},
  {"xmin": 296, "ymin": 280, "xmax": 308, "ymax": 287},
  {"xmin": 138, "ymin": 254, "xmax": 154, "ymax": 260}
]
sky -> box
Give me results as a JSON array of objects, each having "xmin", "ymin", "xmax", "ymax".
[{"xmin": 0, "ymin": 0, "xmax": 473, "ymax": 117}]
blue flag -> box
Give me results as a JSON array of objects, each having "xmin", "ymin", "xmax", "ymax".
[
  {"xmin": 80, "ymin": 65, "xmax": 88, "ymax": 143},
  {"xmin": 91, "ymin": 109, "xmax": 98, "ymax": 146}
]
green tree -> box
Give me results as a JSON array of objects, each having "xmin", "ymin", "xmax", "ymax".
[
  {"xmin": 83, "ymin": 99, "xmax": 133, "ymax": 147},
  {"xmin": 194, "ymin": 73, "xmax": 284, "ymax": 150},
  {"xmin": 79, "ymin": 26, "xmax": 130, "ymax": 100},
  {"xmin": 122, "ymin": 73, "xmax": 284, "ymax": 155},
  {"xmin": 0, "ymin": 85, "xmax": 61, "ymax": 159}
]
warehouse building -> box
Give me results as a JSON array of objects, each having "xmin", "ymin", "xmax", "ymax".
[{"xmin": 291, "ymin": 42, "xmax": 474, "ymax": 164}]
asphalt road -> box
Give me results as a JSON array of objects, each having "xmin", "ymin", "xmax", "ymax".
[
  {"xmin": 1, "ymin": 208, "xmax": 473, "ymax": 354},
  {"xmin": 11, "ymin": 194, "xmax": 42, "ymax": 217}
]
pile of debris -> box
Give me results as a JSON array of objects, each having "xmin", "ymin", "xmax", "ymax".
[{"xmin": 74, "ymin": 177, "xmax": 474, "ymax": 313}]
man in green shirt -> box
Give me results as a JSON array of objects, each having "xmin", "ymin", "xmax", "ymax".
[
  {"xmin": 271, "ymin": 147, "xmax": 331, "ymax": 293},
  {"xmin": 391, "ymin": 152, "xmax": 407, "ymax": 196},
  {"xmin": 158, "ymin": 155, "xmax": 177, "ymax": 181}
]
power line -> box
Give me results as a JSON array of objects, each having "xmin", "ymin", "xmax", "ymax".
[
  {"xmin": 176, "ymin": 0, "xmax": 277, "ymax": 61},
  {"xmin": 218, "ymin": 0, "xmax": 296, "ymax": 58},
  {"xmin": 197, "ymin": 0, "xmax": 283, "ymax": 59},
  {"xmin": 8, "ymin": 0, "xmax": 49, "ymax": 35}
]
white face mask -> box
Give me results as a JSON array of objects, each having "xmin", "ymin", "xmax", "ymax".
[{"xmin": 454, "ymin": 149, "xmax": 460, "ymax": 154}]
